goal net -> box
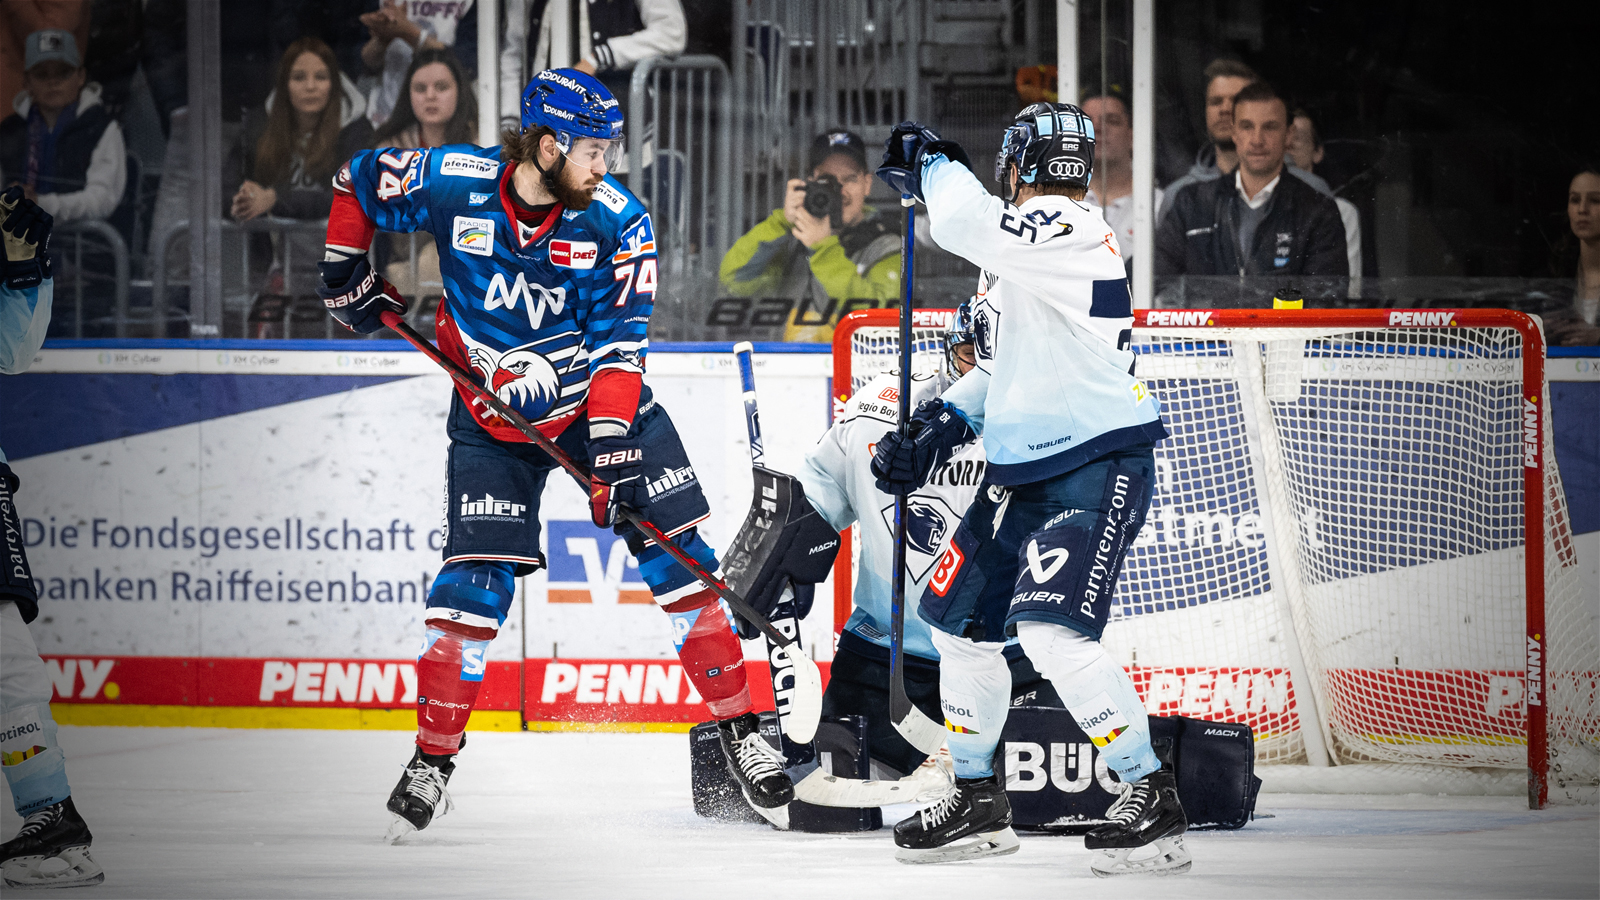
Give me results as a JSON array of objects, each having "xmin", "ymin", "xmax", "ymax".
[{"xmin": 832, "ymin": 307, "xmax": 1596, "ymax": 808}]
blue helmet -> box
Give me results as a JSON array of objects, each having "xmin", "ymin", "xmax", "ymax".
[
  {"xmin": 994, "ymin": 102, "xmax": 1094, "ymax": 202},
  {"xmin": 520, "ymin": 68, "xmax": 625, "ymax": 152}
]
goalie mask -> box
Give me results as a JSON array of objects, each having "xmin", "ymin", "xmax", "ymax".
[
  {"xmin": 944, "ymin": 297, "xmax": 977, "ymax": 379},
  {"xmin": 995, "ymin": 102, "xmax": 1095, "ymax": 203}
]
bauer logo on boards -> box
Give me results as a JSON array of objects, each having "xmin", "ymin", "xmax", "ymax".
[
  {"xmin": 1387, "ymin": 310, "xmax": 1458, "ymax": 326},
  {"xmin": 1144, "ymin": 310, "xmax": 1212, "ymax": 327}
]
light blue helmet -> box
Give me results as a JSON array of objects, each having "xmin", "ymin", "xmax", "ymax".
[{"xmin": 520, "ymin": 68, "xmax": 625, "ymax": 151}]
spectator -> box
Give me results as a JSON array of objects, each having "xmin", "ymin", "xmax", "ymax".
[
  {"xmin": 1545, "ymin": 166, "xmax": 1600, "ymax": 347},
  {"xmin": 0, "ymin": 3, "xmax": 88, "ymax": 136},
  {"xmin": 1154, "ymin": 81, "xmax": 1347, "ymax": 281},
  {"xmin": 1081, "ymin": 91, "xmax": 1162, "ymax": 274},
  {"xmin": 1286, "ymin": 107, "xmax": 1363, "ymax": 280},
  {"xmin": 360, "ymin": 0, "xmax": 478, "ymax": 131},
  {"xmin": 508, "ymin": 0, "xmax": 686, "ymax": 127},
  {"xmin": 0, "ymin": 29, "xmax": 125, "ymax": 224},
  {"xmin": 1158, "ymin": 58, "xmax": 1332, "ymax": 223},
  {"xmin": 719, "ymin": 129, "xmax": 901, "ymax": 343},
  {"xmin": 224, "ymin": 37, "xmax": 372, "ymax": 303},
  {"xmin": 371, "ymin": 47, "xmax": 477, "ymax": 305}
]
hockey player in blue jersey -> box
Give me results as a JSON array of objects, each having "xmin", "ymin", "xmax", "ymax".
[
  {"xmin": 0, "ymin": 187, "xmax": 105, "ymax": 889},
  {"xmin": 316, "ymin": 69, "xmax": 791, "ymax": 841},
  {"xmin": 871, "ymin": 105, "xmax": 1190, "ymax": 875}
]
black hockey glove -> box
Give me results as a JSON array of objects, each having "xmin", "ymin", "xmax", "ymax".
[
  {"xmin": 0, "ymin": 185, "xmax": 52, "ymax": 290},
  {"xmin": 588, "ymin": 434, "xmax": 646, "ymax": 528},
  {"xmin": 317, "ymin": 252, "xmax": 407, "ymax": 334},
  {"xmin": 871, "ymin": 399, "xmax": 976, "ymax": 494},
  {"xmin": 877, "ymin": 122, "xmax": 973, "ymax": 203},
  {"xmin": 722, "ymin": 467, "xmax": 839, "ymax": 640}
]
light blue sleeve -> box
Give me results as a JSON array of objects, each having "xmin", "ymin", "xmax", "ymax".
[
  {"xmin": 938, "ymin": 365, "xmax": 989, "ymax": 434},
  {"xmin": 797, "ymin": 418, "xmax": 858, "ymax": 534},
  {"xmin": 0, "ymin": 281, "xmax": 52, "ymax": 375}
]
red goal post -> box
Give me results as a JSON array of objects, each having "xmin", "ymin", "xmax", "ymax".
[{"xmin": 829, "ymin": 306, "xmax": 1593, "ymax": 808}]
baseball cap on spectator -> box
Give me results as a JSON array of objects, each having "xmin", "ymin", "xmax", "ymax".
[
  {"xmin": 25, "ymin": 29, "xmax": 81, "ymax": 71},
  {"xmin": 810, "ymin": 129, "xmax": 868, "ymax": 173}
]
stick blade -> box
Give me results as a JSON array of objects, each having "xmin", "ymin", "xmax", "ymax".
[
  {"xmin": 891, "ymin": 703, "xmax": 948, "ymax": 755},
  {"xmin": 779, "ymin": 646, "xmax": 823, "ymax": 744}
]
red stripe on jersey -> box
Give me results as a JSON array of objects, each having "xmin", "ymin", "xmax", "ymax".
[
  {"xmin": 434, "ymin": 298, "xmax": 582, "ymax": 443},
  {"xmin": 587, "ymin": 368, "xmax": 643, "ymax": 429},
  {"xmin": 500, "ymin": 162, "xmax": 564, "ymax": 249},
  {"xmin": 326, "ymin": 191, "xmax": 377, "ymax": 253}
]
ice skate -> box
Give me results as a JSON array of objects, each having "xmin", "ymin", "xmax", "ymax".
[
  {"xmin": 893, "ymin": 774, "xmax": 1019, "ymax": 864},
  {"xmin": 718, "ymin": 712, "xmax": 794, "ymax": 816},
  {"xmin": 385, "ymin": 747, "xmax": 456, "ymax": 843},
  {"xmin": 1, "ymin": 796, "xmax": 105, "ymax": 889},
  {"xmin": 1083, "ymin": 746, "xmax": 1190, "ymax": 877}
]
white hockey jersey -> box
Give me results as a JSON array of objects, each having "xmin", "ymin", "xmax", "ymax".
[
  {"xmin": 797, "ymin": 370, "xmax": 986, "ymax": 662},
  {"xmin": 924, "ymin": 156, "xmax": 1168, "ymax": 485}
]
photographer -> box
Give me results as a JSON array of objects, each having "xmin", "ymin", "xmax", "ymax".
[{"xmin": 719, "ymin": 130, "xmax": 901, "ymax": 342}]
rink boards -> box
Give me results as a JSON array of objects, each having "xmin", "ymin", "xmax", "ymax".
[{"xmin": 4, "ymin": 342, "xmax": 1597, "ymax": 734}]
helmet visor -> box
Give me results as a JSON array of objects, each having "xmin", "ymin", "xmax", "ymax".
[{"xmin": 564, "ymin": 137, "xmax": 625, "ymax": 175}]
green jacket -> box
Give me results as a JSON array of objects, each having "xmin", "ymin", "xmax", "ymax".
[{"xmin": 719, "ymin": 206, "xmax": 902, "ymax": 341}]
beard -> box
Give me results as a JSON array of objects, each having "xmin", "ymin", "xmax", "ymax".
[{"xmin": 549, "ymin": 162, "xmax": 600, "ymax": 210}]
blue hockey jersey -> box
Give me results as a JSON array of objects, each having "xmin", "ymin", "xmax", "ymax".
[{"xmin": 339, "ymin": 144, "xmax": 657, "ymax": 441}]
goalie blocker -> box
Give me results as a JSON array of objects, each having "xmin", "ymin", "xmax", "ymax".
[{"xmin": 720, "ymin": 467, "xmax": 841, "ymax": 638}]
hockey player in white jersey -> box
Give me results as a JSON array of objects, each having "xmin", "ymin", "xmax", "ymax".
[{"xmin": 870, "ymin": 105, "xmax": 1189, "ymax": 875}]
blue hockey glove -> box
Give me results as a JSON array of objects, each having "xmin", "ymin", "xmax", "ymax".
[
  {"xmin": 588, "ymin": 434, "xmax": 646, "ymax": 528},
  {"xmin": 317, "ymin": 252, "xmax": 407, "ymax": 334},
  {"xmin": 0, "ymin": 185, "xmax": 52, "ymax": 289},
  {"xmin": 871, "ymin": 399, "xmax": 977, "ymax": 493},
  {"xmin": 876, "ymin": 122, "xmax": 973, "ymax": 202}
]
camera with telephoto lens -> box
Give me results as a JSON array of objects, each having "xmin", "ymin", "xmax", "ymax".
[{"xmin": 801, "ymin": 174, "xmax": 844, "ymax": 230}]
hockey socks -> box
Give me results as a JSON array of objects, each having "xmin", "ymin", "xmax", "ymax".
[
  {"xmin": 929, "ymin": 630, "xmax": 1013, "ymax": 779},
  {"xmin": 663, "ymin": 588, "xmax": 752, "ymax": 718},
  {"xmin": 415, "ymin": 561, "xmax": 514, "ymax": 756},
  {"xmin": 634, "ymin": 529, "xmax": 753, "ymax": 720},
  {"xmin": 1015, "ymin": 621, "xmax": 1160, "ymax": 782}
]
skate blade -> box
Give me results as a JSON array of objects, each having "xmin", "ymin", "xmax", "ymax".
[
  {"xmin": 895, "ymin": 827, "xmax": 1020, "ymax": 865},
  {"xmin": 1, "ymin": 845, "xmax": 106, "ymax": 889},
  {"xmin": 1090, "ymin": 836, "xmax": 1192, "ymax": 877},
  {"xmin": 753, "ymin": 802, "xmax": 791, "ymax": 831},
  {"xmin": 385, "ymin": 814, "xmax": 418, "ymax": 844}
]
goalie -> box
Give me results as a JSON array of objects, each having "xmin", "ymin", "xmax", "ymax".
[{"xmin": 724, "ymin": 303, "xmax": 989, "ymax": 780}]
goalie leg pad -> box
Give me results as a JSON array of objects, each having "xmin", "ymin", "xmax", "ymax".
[
  {"xmin": 664, "ymin": 587, "xmax": 752, "ymax": 719},
  {"xmin": 1016, "ymin": 620, "xmax": 1159, "ymax": 782},
  {"xmin": 929, "ymin": 629, "xmax": 1012, "ymax": 779}
]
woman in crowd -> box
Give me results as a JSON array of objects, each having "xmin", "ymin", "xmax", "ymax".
[
  {"xmin": 1547, "ymin": 166, "xmax": 1600, "ymax": 347},
  {"xmin": 224, "ymin": 37, "xmax": 373, "ymax": 328},
  {"xmin": 370, "ymin": 47, "xmax": 478, "ymax": 314}
]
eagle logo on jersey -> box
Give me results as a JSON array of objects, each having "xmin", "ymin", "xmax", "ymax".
[{"xmin": 459, "ymin": 331, "xmax": 566, "ymax": 420}]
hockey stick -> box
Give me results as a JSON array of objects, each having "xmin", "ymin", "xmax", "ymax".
[
  {"xmin": 731, "ymin": 342, "xmax": 813, "ymax": 763},
  {"xmin": 888, "ymin": 196, "xmax": 947, "ymax": 756},
  {"xmin": 791, "ymin": 750, "xmax": 952, "ymax": 808},
  {"xmin": 381, "ymin": 311, "xmax": 821, "ymax": 743}
]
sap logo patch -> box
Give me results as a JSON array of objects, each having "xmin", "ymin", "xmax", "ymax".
[
  {"xmin": 452, "ymin": 216, "xmax": 495, "ymax": 256},
  {"xmin": 440, "ymin": 153, "xmax": 499, "ymax": 179},
  {"xmin": 591, "ymin": 180, "xmax": 629, "ymax": 213},
  {"xmin": 468, "ymin": 191, "xmax": 493, "ymax": 206},
  {"xmin": 549, "ymin": 240, "xmax": 599, "ymax": 269}
]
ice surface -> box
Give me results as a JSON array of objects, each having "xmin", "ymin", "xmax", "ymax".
[{"xmin": 2, "ymin": 727, "xmax": 1595, "ymax": 899}]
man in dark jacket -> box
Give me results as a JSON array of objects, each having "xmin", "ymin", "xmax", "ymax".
[{"xmin": 1154, "ymin": 81, "xmax": 1346, "ymax": 282}]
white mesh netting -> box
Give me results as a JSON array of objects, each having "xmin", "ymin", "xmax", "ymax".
[{"xmin": 842, "ymin": 315, "xmax": 1598, "ymax": 803}]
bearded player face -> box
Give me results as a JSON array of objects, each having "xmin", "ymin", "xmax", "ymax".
[{"xmin": 545, "ymin": 136, "xmax": 616, "ymax": 210}]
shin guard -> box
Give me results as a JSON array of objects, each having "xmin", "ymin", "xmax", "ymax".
[
  {"xmin": 929, "ymin": 629, "xmax": 1013, "ymax": 779},
  {"xmin": 1015, "ymin": 620, "xmax": 1159, "ymax": 781},
  {"xmin": 663, "ymin": 588, "xmax": 752, "ymax": 719},
  {"xmin": 416, "ymin": 561, "xmax": 513, "ymax": 756}
]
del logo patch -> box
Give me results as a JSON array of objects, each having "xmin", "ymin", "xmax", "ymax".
[
  {"xmin": 549, "ymin": 240, "xmax": 599, "ymax": 269},
  {"xmin": 452, "ymin": 217, "xmax": 495, "ymax": 256}
]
